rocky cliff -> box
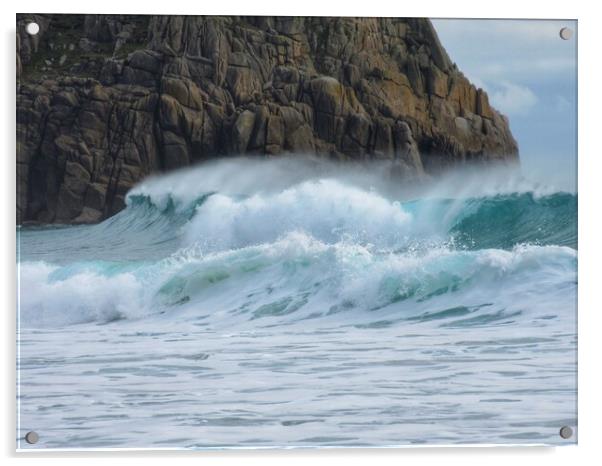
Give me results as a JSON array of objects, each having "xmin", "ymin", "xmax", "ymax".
[{"xmin": 17, "ymin": 14, "xmax": 518, "ymax": 224}]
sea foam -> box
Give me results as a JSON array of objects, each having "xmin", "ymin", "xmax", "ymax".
[{"xmin": 17, "ymin": 158, "xmax": 577, "ymax": 328}]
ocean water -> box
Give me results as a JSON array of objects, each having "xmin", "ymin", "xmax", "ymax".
[{"xmin": 17, "ymin": 158, "xmax": 577, "ymax": 449}]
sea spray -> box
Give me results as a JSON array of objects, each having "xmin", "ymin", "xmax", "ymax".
[{"xmin": 17, "ymin": 158, "xmax": 577, "ymax": 446}]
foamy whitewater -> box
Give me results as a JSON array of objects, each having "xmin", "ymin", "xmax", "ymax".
[{"xmin": 17, "ymin": 158, "xmax": 577, "ymax": 448}]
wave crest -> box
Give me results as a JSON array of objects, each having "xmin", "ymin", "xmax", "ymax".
[
  {"xmin": 18, "ymin": 159, "xmax": 577, "ymax": 328},
  {"xmin": 18, "ymin": 232, "xmax": 576, "ymax": 327}
]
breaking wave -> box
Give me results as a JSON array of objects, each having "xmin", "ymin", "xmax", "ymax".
[{"xmin": 17, "ymin": 158, "xmax": 577, "ymax": 328}]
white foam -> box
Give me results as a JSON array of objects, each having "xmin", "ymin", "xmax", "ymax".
[
  {"xmin": 126, "ymin": 157, "xmax": 568, "ymax": 213},
  {"xmin": 18, "ymin": 262, "xmax": 146, "ymax": 327},
  {"xmin": 183, "ymin": 179, "xmax": 413, "ymax": 251},
  {"xmin": 17, "ymin": 234, "xmax": 577, "ymax": 328}
]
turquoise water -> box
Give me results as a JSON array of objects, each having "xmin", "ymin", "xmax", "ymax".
[{"xmin": 17, "ymin": 159, "xmax": 577, "ymax": 449}]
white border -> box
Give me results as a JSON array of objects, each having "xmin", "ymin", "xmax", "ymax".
[{"xmin": 3, "ymin": 0, "xmax": 601, "ymax": 464}]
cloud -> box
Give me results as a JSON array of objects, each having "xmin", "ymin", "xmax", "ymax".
[
  {"xmin": 477, "ymin": 58, "xmax": 576, "ymax": 81},
  {"xmin": 489, "ymin": 81, "xmax": 538, "ymax": 116},
  {"xmin": 554, "ymin": 95, "xmax": 572, "ymax": 113}
]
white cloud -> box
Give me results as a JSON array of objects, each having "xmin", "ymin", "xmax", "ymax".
[
  {"xmin": 477, "ymin": 57, "xmax": 575, "ymax": 80},
  {"xmin": 489, "ymin": 81, "xmax": 538, "ymax": 116},
  {"xmin": 554, "ymin": 95, "xmax": 572, "ymax": 112}
]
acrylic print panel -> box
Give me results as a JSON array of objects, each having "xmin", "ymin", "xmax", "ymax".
[{"xmin": 16, "ymin": 15, "xmax": 577, "ymax": 449}]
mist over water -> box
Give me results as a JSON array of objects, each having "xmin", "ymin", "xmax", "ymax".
[{"xmin": 17, "ymin": 157, "xmax": 577, "ymax": 448}]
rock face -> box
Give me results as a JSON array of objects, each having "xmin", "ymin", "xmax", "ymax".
[{"xmin": 17, "ymin": 14, "xmax": 518, "ymax": 224}]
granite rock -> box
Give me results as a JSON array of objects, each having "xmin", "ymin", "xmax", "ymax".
[{"xmin": 17, "ymin": 15, "xmax": 518, "ymax": 224}]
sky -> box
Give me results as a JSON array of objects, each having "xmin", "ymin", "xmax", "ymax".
[{"xmin": 432, "ymin": 19, "xmax": 577, "ymax": 192}]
